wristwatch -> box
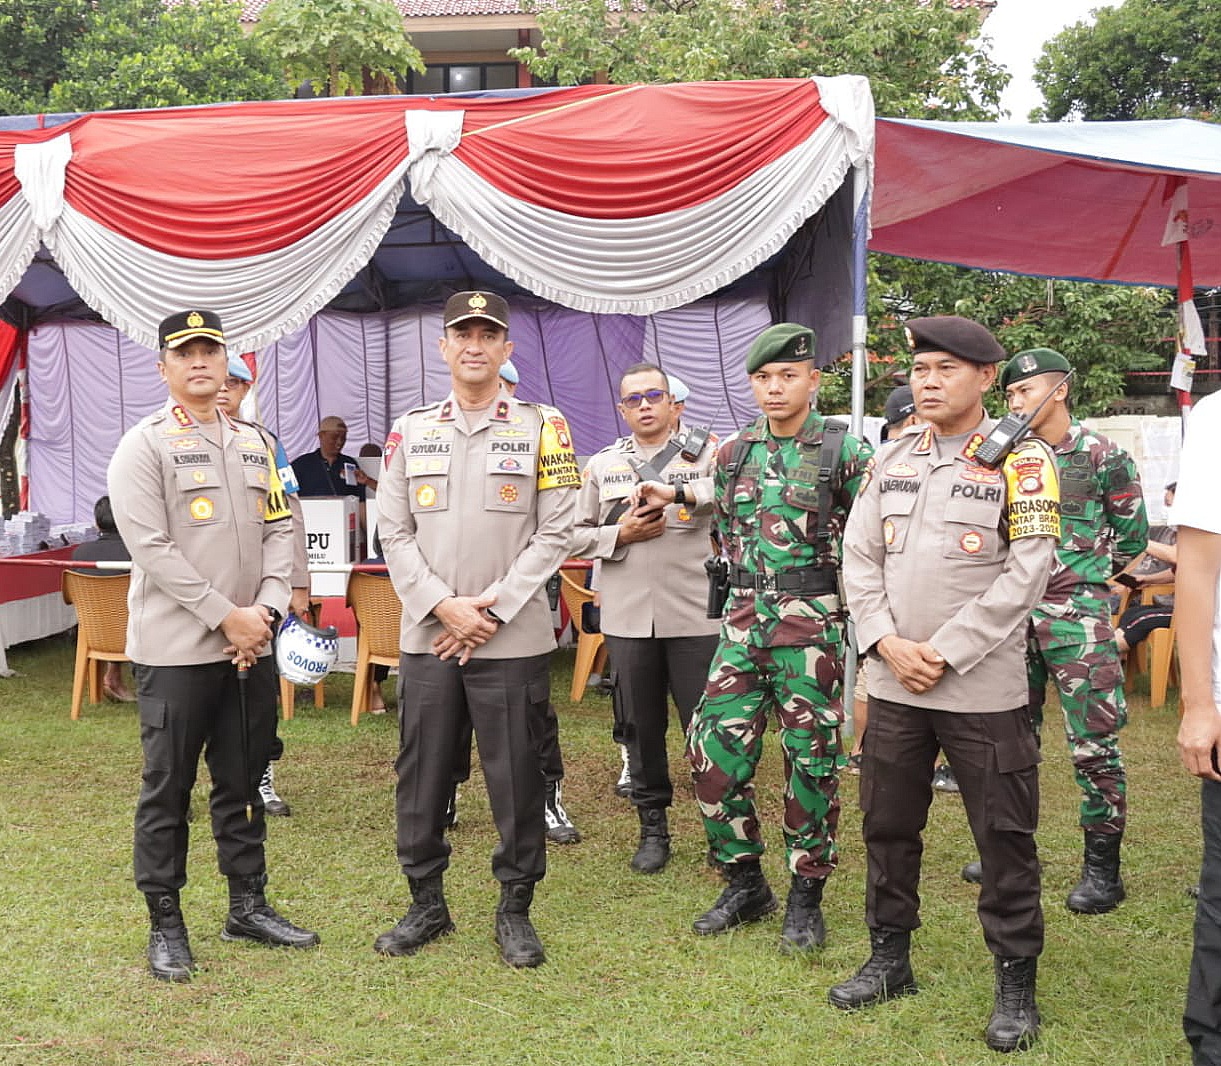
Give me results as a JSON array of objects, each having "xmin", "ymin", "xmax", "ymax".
[{"xmin": 675, "ymin": 482, "xmax": 689, "ymax": 506}]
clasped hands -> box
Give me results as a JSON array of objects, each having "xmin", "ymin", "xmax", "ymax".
[
  {"xmin": 877, "ymin": 634, "xmax": 946, "ymax": 694},
  {"xmin": 432, "ymin": 594, "xmax": 500, "ymax": 665},
  {"xmin": 222, "ymin": 604, "xmax": 277, "ymax": 668}
]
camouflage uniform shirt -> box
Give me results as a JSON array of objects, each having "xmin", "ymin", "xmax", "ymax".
[
  {"xmin": 1032, "ymin": 420, "xmax": 1148, "ymax": 647},
  {"xmin": 715, "ymin": 411, "xmax": 872, "ymax": 649}
]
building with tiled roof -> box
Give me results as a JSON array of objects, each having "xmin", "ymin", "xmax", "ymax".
[{"xmin": 239, "ymin": 1, "xmax": 996, "ymax": 94}]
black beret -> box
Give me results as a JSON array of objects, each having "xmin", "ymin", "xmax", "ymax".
[
  {"xmin": 444, "ymin": 291, "xmax": 510, "ymax": 330},
  {"xmin": 905, "ymin": 315, "xmax": 1006, "ymax": 365},
  {"xmin": 745, "ymin": 323, "xmax": 816, "ymax": 373},
  {"xmin": 159, "ymin": 310, "xmax": 224, "ymax": 349},
  {"xmin": 999, "ymin": 347, "xmax": 1073, "ymax": 391}
]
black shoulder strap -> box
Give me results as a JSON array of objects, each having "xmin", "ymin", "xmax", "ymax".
[
  {"xmin": 600, "ymin": 437, "xmax": 686, "ymax": 526},
  {"xmin": 815, "ymin": 420, "xmax": 847, "ymax": 551}
]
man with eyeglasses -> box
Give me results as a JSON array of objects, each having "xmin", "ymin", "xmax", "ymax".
[
  {"xmin": 669, "ymin": 323, "xmax": 871, "ymax": 953},
  {"xmin": 291, "ymin": 415, "xmax": 366, "ymax": 501},
  {"xmin": 108, "ymin": 310, "xmax": 319, "ymax": 983},
  {"xmin": 572, "ymin": 364, "xmax": 721, "ymax": 874}
]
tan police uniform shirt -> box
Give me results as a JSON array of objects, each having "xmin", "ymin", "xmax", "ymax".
[
  {"xmin": 570, "ymin": 430, "xmax": 720, "ymax": 639},
  {"xmin": 377, "ymin": 389, "xmax": 579, "ymax": 659},
  {"xmin": 843, "ymin": 416, "xmax": 1059, "ymax": 712},
  {"xmin": 107, "ymin": 401, "xmax": 295, "ymax": 666}
]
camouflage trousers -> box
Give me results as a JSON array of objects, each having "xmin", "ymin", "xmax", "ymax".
[
  {"xmin": 1027, "ymin": 636, "xmax": 1127, "ymax": 833},
  {"xmin": 687, "ymin": 639, "xmax": 843, "ymax": 879}
]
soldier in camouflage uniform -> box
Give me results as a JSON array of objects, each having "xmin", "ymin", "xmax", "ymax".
[
  {"xmin": 681, "ymin": 322, "xmax": 871, "ymax": 953},
  {"xmin": 994, "ymin": 348, "xmax": 1147, "ymax": 914}
]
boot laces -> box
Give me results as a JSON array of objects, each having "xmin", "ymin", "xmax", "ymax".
[{"xmin": 997, "ymin": 960, "xmax": 1033, "ymax": 1012}]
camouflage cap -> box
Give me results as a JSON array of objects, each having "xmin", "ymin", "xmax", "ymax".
[
  {"xmin": 745, "ymin": 323, "xmax": 816, "ymax": 374},
  {"xmin": 444, "ymin": 290, "xmax": 509, "ymax": 331},
  {"xmin": 999, "ymin": 347, "xmax": 1073, "ymax": 390},
  {"xmin": 905, "ymin": 315, "xmax": 1006, "ymax": 365}
]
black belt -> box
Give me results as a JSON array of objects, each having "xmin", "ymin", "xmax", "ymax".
[{"xmin": 728, "ymin": 563, "xmax": 838, "ymax": 596}]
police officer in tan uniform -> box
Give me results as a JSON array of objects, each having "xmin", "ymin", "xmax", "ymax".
[
  {"xmin": 571, "ymin": 363, "xmax": 719, "ymax": 874},
  {"xmin": 108, "ymin": 310, "xmax": 319, "ymax": 984},
  {"xmin": 374, "ymin": 291, "xmax": 579, "ymax": 968},
  {"xmin": 830, "ymin": 316, "xmax": 1060, "ymax": 1053}
]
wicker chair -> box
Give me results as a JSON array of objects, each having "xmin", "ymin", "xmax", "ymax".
[
  {"xmin": 558, "ymin": 569, "xmax": 607, "ymax": 703},
  {"xmin": 346, "ymin": 571, "xmax": 402, "ymax": 726},
  {"xmin": 62, "ymin": 570, "xmax": 132, "ymax": 720}
]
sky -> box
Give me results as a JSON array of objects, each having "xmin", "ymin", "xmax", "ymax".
[{"xmin": 981, "ymin": 0, "xmax": 1114, "ymax": 120}]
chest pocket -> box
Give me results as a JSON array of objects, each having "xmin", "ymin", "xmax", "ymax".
[
  {"xmin": 409, "ymin": 476, "xmax": 449, "ymax": 514},
  {"xmin": 485, "ymin": 444, "xmax": 535, "ymax": 514},
  {"xmin": 943, "ymin": 489, "xmax": 1002, "ymax": 562},
  {"xmin": 1058, "ymin": 452, "xmax": 1099, "ymax": 534},
  {"xmin": 880, "ymin": 488, "xmax": 918, "ymax": 554},
  {"xmin": 174, "ymin": 463, "xmax": 220, "ymax": 493},
  {"xmin": 730, "ymin": 457, "xmax": 763, "ymax": 518}
]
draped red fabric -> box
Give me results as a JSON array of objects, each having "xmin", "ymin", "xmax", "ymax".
[
  {"xmin": 0, "ymin": 318, "xmax": 18, "ymax": 385},
  {"xmin": 455, "ymin": 80, "xmax": 828, "ymax": 218}
]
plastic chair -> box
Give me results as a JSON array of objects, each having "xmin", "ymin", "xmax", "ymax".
[
  {"xmin": 558, "ymin": 569, "xmax": 608, "ymax": 703},
  {"xmin": 62, "ymin": 570, "xmax": 132, "ymax": 720},
  {"xmin": 346, "ymin": 571, "xmax": 402, "ymax": 726},
  {"xmin": 1124, "ymin": 582, "xmax": 1178, "ymax": 707},
  {"xmin": 279, "ymin": 600, "xmax": 326, "ymax": 720}
]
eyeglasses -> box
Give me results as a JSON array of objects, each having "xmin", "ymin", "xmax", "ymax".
[
  {"xmin": 221, "ymin": 377, "xmax": 245, "ymax": 389},
  {"xmin": 620, "ymin": 388, "xmax": 669, "ymax": 409}
]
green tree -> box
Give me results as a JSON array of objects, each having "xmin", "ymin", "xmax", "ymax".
[
  {"xmin": 255, "ymin": 0, "xmax": 424, "ymax": 97},
  {"xmin": 512, "ymin": 0, "xmax": 1008, "ymax": 119},
  {"xmin": 818, "ymin": 263, "xmax": 1173, "ymax": 417},
  {"xmin": 1033, "ymin": 0, "xmax": 1221, "ymax": 121},
  {"xmin": 0, "ymin": 0, "xmax": 89, "ymax": 115},
  {"xmin": 47, "ymin": 0, "xmax": 285, "ymax": 112}
]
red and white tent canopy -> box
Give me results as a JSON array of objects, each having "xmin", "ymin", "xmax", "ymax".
[{"xmin": 1, "ymin": 77, "xmax": 874, "ymax": 354}]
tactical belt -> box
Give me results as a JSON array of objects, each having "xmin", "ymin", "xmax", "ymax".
[{"xmin": 728, "ymin": 563, "xmax": 838, "ymax": 596}]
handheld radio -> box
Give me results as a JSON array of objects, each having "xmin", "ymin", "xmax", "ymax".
[{"xmin": 973, "ymin": 369, "xmax": 1074, "ymax": 469}]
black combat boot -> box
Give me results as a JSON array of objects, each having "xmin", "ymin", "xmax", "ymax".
[
  {"xmin": 692, "ymin": 862, "xmax": 778, "ymax": 935},
  {"xmin": 495, "ymin": 882, "xmax": 545, "ymax": 968},
  {"xmin": 962, "ymin": 859, "xmax": 983, "ymax": 884},
  {"xmin": 631, "ymin": 808, "xmax": 671, "ymax": 874},
  {"xmin": 1066, "ymin": 831, "xmax": 1125, "ymax": 914},
  {"xmin": 985, "ymin": 956, "xmax": 1040, "ymax": 1052},
  {"xmin": 827, "ymin": 928, "xmax": 917, "ymax": 1010},
  {"xmin": 146, "ymin": 891, "xmax": 194, "ymax": 982},
  {"xmin": 222, "ymin": 873, "xmax": 320, "ymax": 948},
  {"xmin": 374, "ymin": 874, "xmax": 455, "ymax": 956},
  {"xmin": 779, "ymin": 875, "xmax": 826, "ymax": 953}
]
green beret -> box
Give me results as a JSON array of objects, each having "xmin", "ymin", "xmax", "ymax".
[
  {"xmin": 905, "ymin": 315, "xmax": 1006, "ymax": 365},
  {"xmin": 745, "ymin": 323, "xmax": 816, "ymax": 374},
  {"xmin": 999, "ymin": 348, "xmax": 1073, "ymax": 391}
]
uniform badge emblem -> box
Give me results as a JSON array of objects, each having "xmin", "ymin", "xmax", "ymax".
[
  {"xmin": 169, "ymin": 438, "xmax": 200, "ymax": 450},
  {"xmin": 171, "ymin": 404, "xmax": 194, "ymax": 428},
  {"xmin": 186, "ymin": 311, "xmax": 204, "ymax": 328},
  {"xmin": 883, "ymin": 519, "xmax": 896, "ymax": 546},
  {"xmin": 192, "ymin": 470, "xmax": 206, "ymax": 483},
  {"xmin": 416, "ymin": 484, "xmax": 437, "ymax": 508},
  {"xmin": 1012, "ymin": 456, "xmax": 1045, "ymax": 495},
  {"xmin": 468, "ymin": 292, "xmax": 487, "ymax": 312},
  {"xmin": 189, "ymin": 496, "xmax": 213, "ymax": 521},
  {"xmin": 676, "ymin": 507, "xmax": 691, "ymax": 522},
  {"xmin": 960, "ymin": 530, "xmax": 983, "ymax": 554},
  {"xmin": 499, "ymin": 484, "xmax": 519, "ymax": 504},
  {"xmin": 256, "ymin": 498, "xmax": 265, "ymax": 516},
  {"xmin": 1017, "ymin": 353, "xmax": 1038, "ymax": 374},
  {"xmin": 885, "ymin": 463, "xmax": 918, "ymax": 478},
  {"xmin": 384, "ymin": 431, "xmax": 403, "ymax": 468},
  {"xmin": 497, "ymin": 458, "xmax": 523, "ymax": 473}
]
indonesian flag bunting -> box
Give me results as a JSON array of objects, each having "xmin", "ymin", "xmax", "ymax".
[
  {"xmin": 1162, "ymin": 179, "xmax": 1200, "ymax": 402},
  {"xmin": 0, "ymin": 77, "xmax": 874, "ymax": 353}
]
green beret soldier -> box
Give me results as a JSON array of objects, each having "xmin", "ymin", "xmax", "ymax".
[
  {"xmin": 975, "ymin": 347, "xmax": 1148, "ymax": 914},
  {"xmin": 685, "ymin": 322, "xmax": 872, "ymax": 953}
]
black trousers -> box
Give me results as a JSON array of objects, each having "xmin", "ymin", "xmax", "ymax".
[
  {"xmin": 1187, "ymin": 779, "xmax": 1221, "ymax": 1064},
  {"xmin": 395, "ymin": 652, "xmax": 550, "ymax": 885},
  {"xmin": 449, "ymin": 702, "xmax": 565, "ymax": 786},
  {"xmin": 861, "ymin": 696, "xmax": 1044, "ymax": 959},
  {"xmin": 604, "ymin": 633, "xmax": 718, "ymax": 809},
  {"xmin": 132, "ymin": 658, "xmax": 278, "ymax": 894}
]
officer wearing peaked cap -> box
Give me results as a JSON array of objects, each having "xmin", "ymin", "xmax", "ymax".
[
  {"xmin": 986, "ymin": 346, "xmax": 1147, "ymax": 916},
  {"xmin": 375, "ymin": 290, "xmax": 580, "ymax": 969},
  {"xmin": 108, "ymin": 310, "xmax": 319, "ymax": 983},
  {"xmin": 674, "ymin": 322, "xmax": 872, "ymax": 953},
  {"xmin": 832, "ymin": 316, "xmax": 1060, "ymax": 1052}
]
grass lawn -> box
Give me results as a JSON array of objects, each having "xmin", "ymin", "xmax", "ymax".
[{"xmin": 0, "ymin": 635, "xmax": 1200, "ymax": 1065}]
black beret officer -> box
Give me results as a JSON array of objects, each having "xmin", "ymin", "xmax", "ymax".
[{"xmin": 905, "ymin": 315, "xmax": 1007, "ymax": 365}]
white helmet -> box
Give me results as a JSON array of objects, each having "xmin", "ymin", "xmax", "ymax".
[{"xmin": 276, "ymin": 612, "xmax": 340, "ymax": 685}]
